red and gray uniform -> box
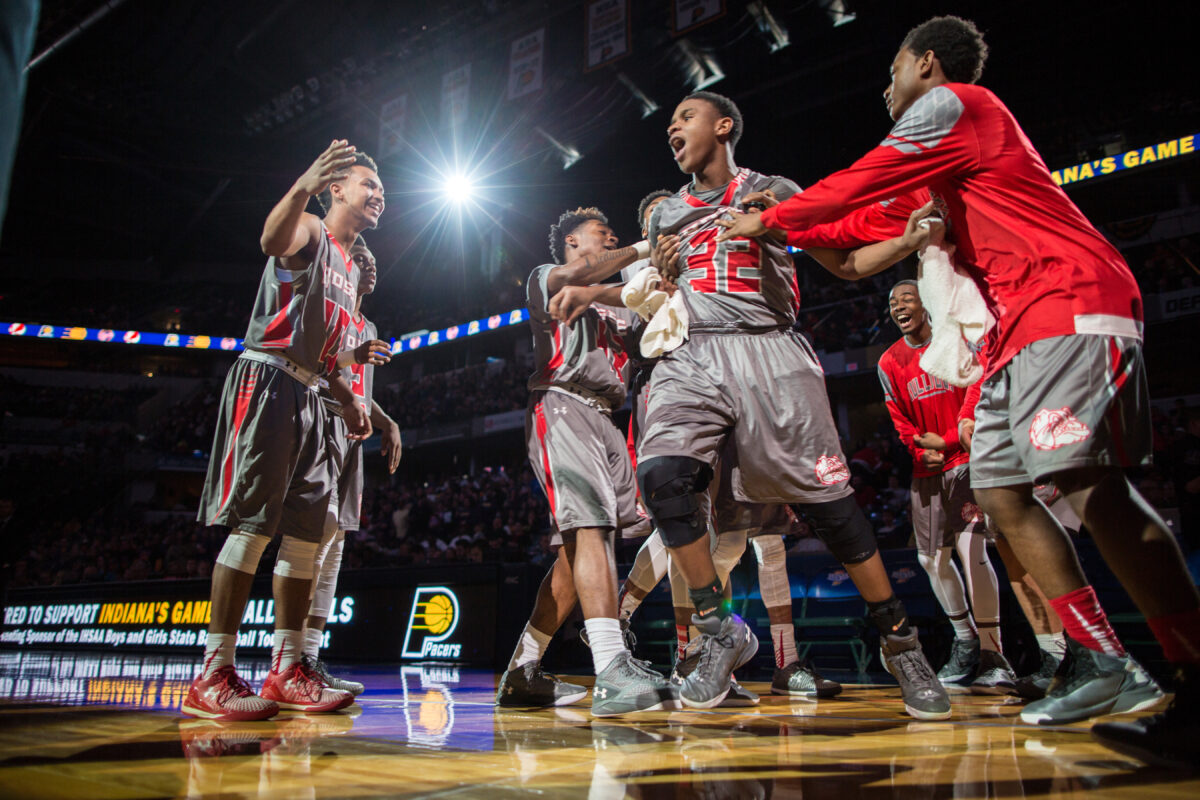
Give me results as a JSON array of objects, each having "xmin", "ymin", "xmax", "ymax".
[
  {"xmin": 320, "ymin": 314, "xmax": 377, "ymax": 532},
  {"xmin": 760, "ymin": 83, "xmax": 1149, "ymax": 488},
  {"xmin": 525, "ymin": 264, "xmax": 646, "ymax": 536},
  {"xmin": 878, "ymin": 337, "xmax": 984, "ymax": 555},
  {"xmin": 639, "ymin": 168, "xmax": 852, "ymax": 505},
  {"xmin": 198, "ymin": 223, "xmax": 360, "ymax": 542}
]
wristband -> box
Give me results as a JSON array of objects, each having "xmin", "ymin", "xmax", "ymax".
[{"xmin": 633, "ymin": 240, "xmax": 650, "ymax": 259}]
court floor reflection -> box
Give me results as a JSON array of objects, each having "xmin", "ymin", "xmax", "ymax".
[{"xmin": 0, "ymin": 650, "xmax": 1195, "ymax": 798}]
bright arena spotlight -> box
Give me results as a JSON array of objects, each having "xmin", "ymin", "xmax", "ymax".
[{"xmin": 443, "ymin": 170, "xmax": 476, "ymax": 202}]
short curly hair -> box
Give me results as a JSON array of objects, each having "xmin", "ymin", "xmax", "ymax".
[
  {"xmin": 683, "ymin": 91, "xmax": 743, "ymax": 149},
  {"xmin": 548, "ymin": 206, "xmax": 607, "ymax": 264},
  {"xmin": 316, "ymin": 151, "xmax": 380, "ymax": 213},
  {"xmin": 636, "ymin": 190, "xmax": 673, "ymax": 231},
  {"xmin": 901, "ymin": 16, "xmax": 988, "ymax": 85}
]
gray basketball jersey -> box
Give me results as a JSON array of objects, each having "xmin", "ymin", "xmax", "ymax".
[
  {"xmin": 526, "ymin": 264, "xmax": 636, "ymax": 408},
  {"xmin": 320, "ymin": 315, "xmax": 378, "ymax": 416},
  {"xmin": 244, "ymin": 223, "xmax": 361, "ymax": 376},
  {"xmin": 649, "ymin": 168, "xmax": 801, "ymax": 328}
]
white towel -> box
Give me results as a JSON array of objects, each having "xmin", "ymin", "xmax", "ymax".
[
  {"xmin": 621, "ymin": 265, "xmax": 689, "ymax": 358},
  {"xmin": 916, "ymin": 228, "xmax": 994, "ymax": 387}
]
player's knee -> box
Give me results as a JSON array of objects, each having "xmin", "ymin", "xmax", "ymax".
[
  {"xmin": 637, "ymin": 456, "xmax": 712, "ymax": 548},
  {"xmin": 792, "ymin": 495, "xmax": 877, "ymax": 565},
  {"xmin": 751, "ymin": 534, "xmax": 785, "ymax": 566},
  {"xmin": 215, "ymin": 530, "xmax": 270, "ymax": 575},
  {"xmin": 273, "ymin": 536, "xmax": 320, "ymax": 580}
]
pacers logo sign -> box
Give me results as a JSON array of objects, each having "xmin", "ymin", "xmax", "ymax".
[{"xmin": 401, "ymin": 587, "xmax": 462, "ymax": 659}]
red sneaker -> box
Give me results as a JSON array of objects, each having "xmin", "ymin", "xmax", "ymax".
[
  {"xmin": 182, "ymin": 665, "xmax": 279, "ymax": 721},
  {"xmin": 260, "ymin": 661, "xmax": 354, "ymax": 713}
]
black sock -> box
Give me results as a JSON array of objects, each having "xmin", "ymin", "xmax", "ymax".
[
  {"xmin": 868, "ymin": 596, "xmax": 911, "ymax": 638},
  {"xmin": 689, "ymin": 579, "xmax": 727, "ymax": 622}
]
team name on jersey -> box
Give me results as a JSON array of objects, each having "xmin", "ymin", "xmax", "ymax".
[
  {"xmin": 322, "ymin": 263, "xmax": 358, "ymax": 307},
  {"xmin": 907, "ymin": 373, "xmax": 954, "ymax": 402}
]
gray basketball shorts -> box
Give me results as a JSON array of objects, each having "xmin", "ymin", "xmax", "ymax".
[
  {"xmin": 198, "ymin": 356, "xmax": 336, "ymax": 542},
  {"xmin": 970, "ymin": 334, "xmax": 1152, "ymax": 488},
  {"xmin": 910, "ymin": 463, "xmax": 986, "ymax": 556},
  {"xmin": 637, "ymin": 330, "xmax": 854, "ymax": 505},
  {"xmin": 327, "ymin": 414, "xmax": 365, "ymax": 532},
  {"xmin": 526, "ymin": 390, "xmax": 646, "ymax": 540},
  {"xmin": 712, "ymin": 448, "xmax": 792, "ymax": 537}
]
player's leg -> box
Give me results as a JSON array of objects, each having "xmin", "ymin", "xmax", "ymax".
[
  {"xmin": 617, "ymin": 530, "xmax": 668, "ymax": 624},
  {"xmin": 992, "ymin": 533, "xmax": 1065, "ymax": 699}
]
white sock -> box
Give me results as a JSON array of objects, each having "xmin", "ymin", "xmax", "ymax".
[
  {"xmin": 200, "ymin": 632, "xmax": 236, "ymax": 678},
  {"xmin": 507, "ymin": 623, "xmax": 553, "ymax": 671},
  {"xmin": 271, "ymin": 629, "xmax": 304, "ymax": 673},
  {"xmin": 303, "ymin": 627, "xmax": 324, "ymax": 659},
  {"xmin": 1036, "ymin": 631, "xmax": 1067, "ymax": 659},
  {"xmin": 947, "ymin": 611, "xmax": 978, "ymax": 641},
  {"xmin": 584, "ymin": 617, "xmax": 626, "ymax": 675},
  {"xmin": 617, "ymin": 590, "xmax": 642, "ymax": 622},
  {"xmin": 769, "ymin": 623, "xmax": 799, "ymax": 669}
]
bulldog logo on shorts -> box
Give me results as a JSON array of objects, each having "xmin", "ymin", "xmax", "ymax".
[
  {"xmin": 1029, "ymin": 407, "xmax": 1092, "ymax": 451},
  {"xmin": 961, "ymin": 501, "xmax": 984, "ymax": 523},
  {"xmin": 814, "ymin": 454, "xmax": 850, "ymax": 486}
]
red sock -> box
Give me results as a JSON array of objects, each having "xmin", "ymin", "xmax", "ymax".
[
  {"xmin": 675, "ymin": 625, "xmax": 688, "ymax": 661},
  {"xmin": 1049, "ymin": 586, "xmax": 1126, "ymax": 657},
  {"xmin": 1146, "ymin": 608, "xmax": 1200, "ymax": 666}
]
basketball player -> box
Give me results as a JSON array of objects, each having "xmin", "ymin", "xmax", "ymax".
[
  {"xmin": 638, "ymin": 91, "xmax": 949, "ymax": 717},
  {"xmin": 184, "ymin": 141, "xmax": 377, "ymax": 720},
  {"xmin": 878, "ymin": 279, "xmax": 1016, "ymax": 693},
  {"xmin": 304, "ymin": 237, "xmax": 403, "ymax": 696},
  {"xmin": 497, "ymin": 206, "xmax": 678, "ymax": 717},
  {"xmin": 723, "ymin": 17, "xmax": 1197, "ymax": 760}
]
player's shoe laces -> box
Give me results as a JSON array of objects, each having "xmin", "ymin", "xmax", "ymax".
[
  {"xmin": 970, "ymin": 649, "xmax": 1018, "ymax": 695},
  {"xmin": 679, "ymin": 614, "xmax": 759, "ymax": 709},
  {"xmin": 496, "ymin": 662, "xmax": 588, "ymax": 708},
  {"xmin": 881, "ymin": 629, "xmax": 952, "ymax": 720},
  {"xmin": 1091, "ymin": 665, "xmax": 1200, "ymax": 770},
  {"xmin": 1013, "ymin": 649, "xmax": 1062, "ymax": 700},
  {"xmin": 1019, "ymin": 638, "xmax": 1163, "ymax": 725},
  {"xmin": 937, "ymin": 637, "xmax": 980, "ymax": 683},
  {"xmin": 182, "ymin": 665, "xmax": 279, "ymax": 721},
  {"xmin": 260, "ymin": 661, "xmax": 355, "ymax": 713},
  {"xmin": 302, "ymin": 654, "xmax": 365, "ymax": 697},
  {"xmin": 590, "ymin": 651, "xmax": 681, "ymax": 717},
  {"xmin": 772, "ymin": 659, "xmax": 843, "ymax": 698}
]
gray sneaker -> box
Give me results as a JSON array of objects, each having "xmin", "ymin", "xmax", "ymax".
[
  {"xmin": 679, "ymin": 614, "xmax": 759, "ymax": 709},
  {"xmin": 771, "ymin": 659, "xmax": 843, "ymax": 698},
  {"xmin": 721, "ymin": 678, "xmax": 760, "ymax": 707},
  {"xmin": 669, "ymin": 648, "xmax": 700, "ymax": 685},
  {"xmin": 303, "ymin": 654, "xmax": 365, "ymax": 697},
  {"xmin": 591, "ymin": 652, "xmax": 681, "ymax": 717},
  {"xmin": 970, "ymin": 649, "xmax": 1018, "ymax": 695},
  {"xmin": 937, "ymin": 637, "xmax": 980, "ymax": 683},
  {"xmin": 1014, "ymin": 650, "xmax": 1062, "ymax": 700},
  {"xmin": 496, "ymin": 662, "xmax": 589, "ymax": 708},
  {"xmin": 881, "ymin": 628, "xmax": 952, "ymax": 721},
  {"xmin": 1019, "ymin": 638, "xmax": 1164, "ymax": 725}
]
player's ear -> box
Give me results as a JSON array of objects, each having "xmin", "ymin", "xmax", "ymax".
[
  {"xmin": 917, "ymin": 49, "xmax": 937, "ymax": 79},
  {"xmin": 715, "ymin": 116, "xmax": 733, "ymax": 140}
]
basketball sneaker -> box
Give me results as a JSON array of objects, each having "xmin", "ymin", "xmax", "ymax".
[
  {"xmin": 772, "ymin": 659, "xmax": 843, "ymax": 698},
  {"xmin": 880, "ymin": 629, "xmax": 952, "ymax": 720},
  {"xmin": 496, "ymin": 662, "xmax": 588, "ymax": 707},
  {"xmin": 591, "ymin": 652, "xmax": 681, "ymax": 717},
  {"xmin": 669, "ymin": 648, "xmax": 700, "ymax": 686},
  {"xmin": 1091, "ymin": 666, "xmax": 1200, "ymax": 770},
  {"xmin": 1013, "ymin": 649, "xmax": 1062, "ymax": 700},
  {"xmin": 970, "ymin": 650, "xmax": 1018, "ymax": 695},
  {"xmin": 722, "ymin": 678, "xmax": 760, "ymax": 707},
  {"xmin": 303, "ymin": 654, "xmax": 365, "ymax": 697},
  {"xmin": 937, "ymin": 637, "xmax": 980, "ymax": 683},
  {"xmin": 260, "ymin": 661, "xmax": 354, "ymax": 713},
  {"xmin": 182, "ymin": 665, "xmax": 279, "ymax": 721},
  {"xmin": 1019, "ymin": 638, "xmax": 1163, "ymax": 725},
  {"xmin": 679, "ymin": 614, "xmax": 759, "ymax": 709}
]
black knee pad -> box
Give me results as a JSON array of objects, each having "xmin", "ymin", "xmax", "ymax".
[
  {"xmin": 637, "ymin": 456, "xmax": 712, "ymax": 548},
  {"xmin": 792, "ymin": 494, "xmax": 877, "ymax": 565}
]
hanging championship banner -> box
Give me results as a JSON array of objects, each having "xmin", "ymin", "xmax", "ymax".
[
  {"xmin": 441, "ymin": 63, "xmax": 471, "ymax": 129},
  {"xmin": 507, "ymin": 28, "xmax": 545, "ymax": 100},
  {"xmin": 671, "ymin": 0, "xmax": 725, "ymax": 36},
  {"xmin": 378, "ymin": 92, "xmax": 408, "ymax": 160},
  {"xmin": 584, "ymin": 0, "xmax": 630, "ymax": 72}
]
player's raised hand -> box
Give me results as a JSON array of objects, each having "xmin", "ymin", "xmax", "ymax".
[
  {"xmin": 900, "ymin": 201, "xmax": 944, "ymax": 250},
  {"xmin": 295, "ymin": 139, "xmax": 358, "ymax": 197},
  {"xmin": 549, "ymin": 285, "xmax": 596, "ymax": 326},
  {"xmin": 715, "ymin": 208, "xmax": 768, "ymax": 242},
  {"xmin": 343, "ymin": 400, "xmax": 373, "ymax": 441},
  {"xmin": 651, "ymin": 234, "xmax": 682, "ymax": 282},
  {"xmin": 381, "ymin": 421, "xmax": 403, "ymax": 473},
  {"xmin": 914, "ymin": 431, "xmax": 946, "ymax": 451},
  {"xmin": 354, "ymin": 338, "xmax": 392, "ymax": 366}
]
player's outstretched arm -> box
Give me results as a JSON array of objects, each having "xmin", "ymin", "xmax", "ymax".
[
  {"xmin": 370, "ymin": 400, "xmax": 402, "ymax": 473},
  {"xmin": 549, "ymin": 284, "xmax": 625, "ymax": 326},
  {"xmin": 261, "ymin": 139, "xmax": 359, "ymax": 260},
  {"xmin": 805, "ymin": 201, "xmax": 941, "ymax": 281},
  {"xmin": 545, "ymin": 242, "xmax": 648, "ymax": 297}
]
